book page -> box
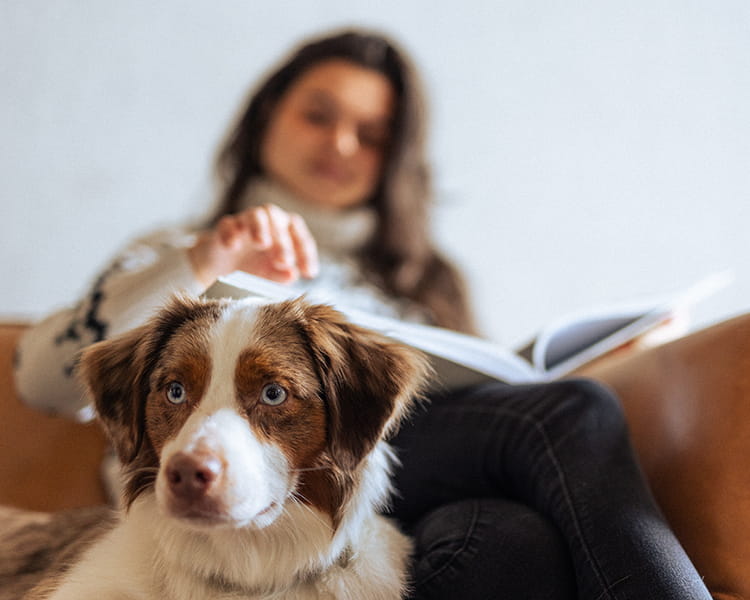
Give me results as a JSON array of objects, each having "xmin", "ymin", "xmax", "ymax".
[
  {"xmin": 532, "ymin": 270, "xmax": 734, "ymax": 379},
  {"xmin": 363, "ymin": 313, "xmax": 537, "ymax": 386},
  {"xmin": 533, "ymin": 304, "xmax": 663, "ymax": 370},
  {"xmin": 537, "ymin": 308, "xmax": 672, "ymax": 379}
]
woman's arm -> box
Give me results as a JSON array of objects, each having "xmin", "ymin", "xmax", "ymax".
[{"xmin": 14, "ymin": 229, "xmax": 205, "ymax": 420}]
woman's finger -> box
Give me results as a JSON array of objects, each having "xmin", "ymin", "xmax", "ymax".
[
  {"xmin": 262, "ymin": 204, "xmax": 297, "ymax": 272},
  {"xmin": 243, "ymin": 207, "xmax": 272, "ymax": 249},
  {"xmin": 216, "ymin": 215, "xmax": 244, "ymax": 249},
  {"xmin": 288, "ymin": 213, "xmax": 319, "ymax": 278}
]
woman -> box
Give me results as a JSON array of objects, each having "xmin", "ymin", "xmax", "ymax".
[{"xmin": 14, "ymin": 29, "xmax": 710, "ymax": 599}]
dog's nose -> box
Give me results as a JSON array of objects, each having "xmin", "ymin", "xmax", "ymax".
[{"xmin": 166, "ymin": 451, "xmax": 222, "ymax": 499}]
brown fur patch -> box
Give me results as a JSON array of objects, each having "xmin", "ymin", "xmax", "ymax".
[
  {"xmin": 144, "ymin": 325, "xmax": 213, "ymax": 457},
  {"xmin": 235, "ymin": 348, "xmax": 327, "ymax": 463}
]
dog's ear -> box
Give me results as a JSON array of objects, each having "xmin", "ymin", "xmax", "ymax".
[
  {"xmin": 77, "ymin": 324, "xmax": 152, "ymax": 464},
  {"xmin": 297, "ymin": 302, "xmax": 430, "ymax": 472},
  {"xmin": 77, "ymin": 295, "xmax": 222, "ymax": 465}
]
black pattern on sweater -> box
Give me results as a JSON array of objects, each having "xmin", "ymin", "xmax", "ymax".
[{"xmin": 54, "ymin": 265, "xmax": 118, "ymax": 377}]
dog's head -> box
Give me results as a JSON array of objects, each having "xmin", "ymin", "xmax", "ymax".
[{"xmin": 78, "ymin": 296, "xmax": 428, "ymax": 530}]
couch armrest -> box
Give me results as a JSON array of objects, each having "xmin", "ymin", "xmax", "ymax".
[{"xmin": 581, "ymin": 313, "xmax": 750, "ymax": 599}]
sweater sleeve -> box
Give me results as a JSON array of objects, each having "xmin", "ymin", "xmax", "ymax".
[{"xmin": 13, "ymin": 228, "xmax": 206, "ymax": 421}]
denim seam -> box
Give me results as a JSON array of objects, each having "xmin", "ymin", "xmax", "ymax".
[{"xmin": 413, "ymin": 499, "xmax": 481, "ymax": 588}]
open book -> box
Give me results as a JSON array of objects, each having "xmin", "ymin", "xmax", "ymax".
[{"xmin": 203, "ymin": 271, "xmax": 732, "ymax": 391}]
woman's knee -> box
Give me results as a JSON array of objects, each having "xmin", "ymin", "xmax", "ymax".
[
  {"xmin": 409, "ymin": 499, "xmax": 576, "ymax": 599},
  {"xmin": 542, "ymin": 377, "xmax": 626, "ymax": 434}
]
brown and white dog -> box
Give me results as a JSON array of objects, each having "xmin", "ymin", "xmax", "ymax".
[{"xmin": 9, "ymin": 296, "xmax": 428, "ymax": 599}]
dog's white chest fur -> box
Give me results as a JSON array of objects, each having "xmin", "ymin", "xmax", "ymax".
[{"xmin": 50, "ymin": 483, "xmax": 411, "ymax": 600}]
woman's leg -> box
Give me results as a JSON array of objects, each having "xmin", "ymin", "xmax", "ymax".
[
  {"xmin": 388, "ymin": 379, "xmax": 711, "ymax": 600},
  {"xmin": 408, "ymin": 498, "xmax": 576, "ymax": 600}
]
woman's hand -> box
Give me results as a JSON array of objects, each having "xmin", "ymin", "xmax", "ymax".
[{"xmin": 187, "ymin": 204, "xmax": 319, "ymax": 287}]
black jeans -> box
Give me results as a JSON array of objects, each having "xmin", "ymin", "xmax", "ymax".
[{"xmin": 387, "ymin": 379, "xmax": 711, "ymax": 600}]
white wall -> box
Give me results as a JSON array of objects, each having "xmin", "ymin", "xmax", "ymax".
[{"xmin": 2, "ymin": 1, "xmax": 749, "ymax": 348}]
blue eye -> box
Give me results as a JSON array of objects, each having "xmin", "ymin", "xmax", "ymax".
[
  {"xmin": 261, "ymin": 383, "xmax": 287, "ymax": 406},
  {"xmin": 166, "ymin": 381, "xmax": 187, "ymax": 405}
]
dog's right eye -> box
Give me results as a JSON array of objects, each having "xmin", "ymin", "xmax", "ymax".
[
  {"xmin": 261, "ymin": 383, "xmax": 288, "ymax": 406},
  {"xmin": 166, "ymin": 381, "xmax": 187, "ymax": 405}
]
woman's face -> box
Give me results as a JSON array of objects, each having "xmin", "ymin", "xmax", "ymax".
[{"xmin": 261, "ymin": 59, "xmax": 395, "ymax": 210}]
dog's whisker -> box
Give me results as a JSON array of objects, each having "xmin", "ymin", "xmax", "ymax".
[
  {"xmin": 291, "ymin": 501, "xmax": 332, "ymax": 533},
  {"xmin": 129, "ymin": 480, "xmax": 156, "ymax": 498},
  {"xmin": 127, "ymin": 466, "xmax": 159, "ymax": 477},
  {"xmin": 118, "ymin": 466, "xmax": 159, "ymax": 503},
  {"xmin": 289, "ymin": 466, "xmax": 329, "ymax": 473},
  {"xmin": 287, "ymin": 491, "xmax": 335, "ymax": 533}
]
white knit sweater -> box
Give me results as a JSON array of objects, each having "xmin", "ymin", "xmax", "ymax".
[{"xmin": 14, "ymin": 180, "xmax": 427, "ymax": 421}]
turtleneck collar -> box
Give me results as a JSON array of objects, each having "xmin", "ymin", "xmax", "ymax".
[{"xmin": 237, "ymin": 178, "xmax": 377, "ymax": 255}]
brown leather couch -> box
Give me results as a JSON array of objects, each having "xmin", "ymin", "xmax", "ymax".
[{"xmin": 1, "ymin": 317, "xmax": 748, "ymax": 599}]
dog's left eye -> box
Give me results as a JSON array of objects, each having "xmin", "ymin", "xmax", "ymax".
[
  {"xmin": 261, "ymin": 383, "xmax": 287, "ymax": 406},
  {"xmin": 166, "ymin": 381, "xmax": 187, "ymax": 405}
]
